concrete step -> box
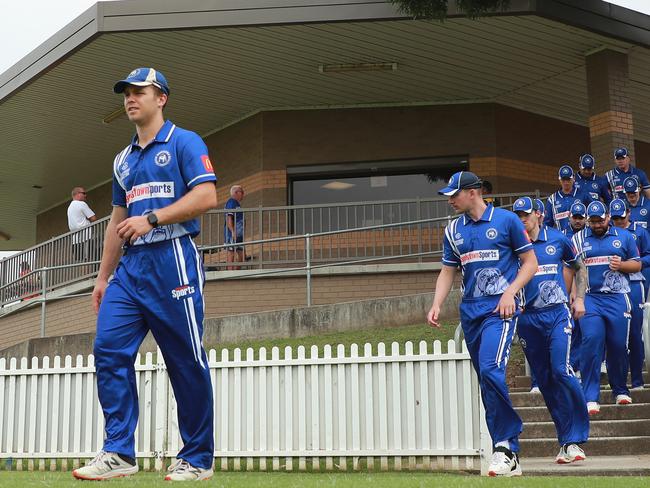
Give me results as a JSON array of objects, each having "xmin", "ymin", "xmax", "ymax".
[
  {"xmin": 522, "ymin": 455, "xmax": 650, "ymax": 476},
  {"xmin": 517, "ymin": 402, "xmax": 650, "ymax": 422},
  {"xmin": 515, "ymin": 372, "xmax": 649, "ymax": 389},
  {"xmin": 510, "ymin": 387, "xmax": 650, "ymax": 407},
  {"xmin": 520, "ymin": 419, "xmax": 650, "ymax": 439},
  {"xmin": 520, "ymin": 436, "xmax": 650, "ymax": 457}
]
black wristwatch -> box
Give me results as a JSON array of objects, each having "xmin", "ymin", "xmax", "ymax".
[{"xmin": 147, "ymin": 212, "xmax": 159, "ymax": 228}]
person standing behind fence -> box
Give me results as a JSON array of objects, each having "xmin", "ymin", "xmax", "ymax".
[
  {"xmin": 427, "ymin": 171, "xmax": 537, "ymax": 477},
  {"xmin": 72, "ymin": 68, "xmax": 217, "ymax": 482},
  {"xmin": 224, "ymin": 185, "xmax": 245, "ymax": 270},
  {"xmin": 67, "ymin": 187, "xmax": 97, "ymax": 261}
]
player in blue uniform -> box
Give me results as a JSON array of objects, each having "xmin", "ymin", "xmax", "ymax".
[
  {"xmin": 513, "ymin": 197, "xmax": 589, "ymax": 464},
  {"xmin": 609, "ymin": 199, "xmax": 649, "ymax": 390},
  {"xmin": 605, "ymin": 147, "xmax": 650, "ymax": 200},
  {"xmin": 73, "ymin": 68, "xmax": 217, "ymax": 482},
  {"xmin": 623, "ymin": 176, "xmax": 650, "ymax": 230},
  {"xmin": 562, "ymin": 202, "xmax": 587, "ymax": 375},
  {"xmin": 545, "ymin": 165, "xmax": 585, "ymax": 232},
  {"xmin": 427, "ymin": 171, "xmax": 537, "ymax": 477},
  {"xmin": 574, "ymin": 154, "xmax": 611, "ymax": 205},
  {"xmin": 572, "ymin": 201, "xmax": 640, "ymax": 415}
]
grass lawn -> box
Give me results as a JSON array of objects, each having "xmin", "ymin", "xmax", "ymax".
[{"xmin": 2, "ymin": 472, "xmax": 649, "ymax": 488}]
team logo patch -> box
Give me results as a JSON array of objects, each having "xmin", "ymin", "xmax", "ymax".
[
  {"xmin": 474, "ymin": 268, "xmax": 508, "ymax": 297},
  {"xmin": 201, "ymin": 155, "xmax": 214, "ymax": 172},
  {"xmin": 485, "ymin": 228, "xmax": 498, "ymax": 240},
  {"xmin": 455, "ymin": 233, "xmax": 462, "ymax": 239},
  {"xmin": 154, "ymin": 150, "xmax": 172, "ymax": 167},
  {"xmin": 603, "ymin": 270, "xmax": 625, "ymax": 292},
  {"xmin": 612, "ymin": 202, "xmax": 623, "ymax": 212},
  {"xmin": 545, "ymin": 245, "xmax": 556, "ymax": 255},
  {"xmin": 128, "ymin": 69, "xmax": 140, "ymax": 78},
  {"xmin": 613, "ymin": 240, "xmax": 622, "ymax": 248},
  {"xmin": 171, "ymin": 284, "xmax": 195, "ymax": 300},
  {"xmin": 519, "ymin": 338, "xmax": 527, "ymax": 349},
  {"xmin": 642, "ymin": 209, "xmax": 648, "ymax": 216},
  {"xmin": 539, "ymin": 281, "xmax": 562, "ymax": 305},
  {"xmin": 592, "ymin": 183, "xmax": 598, "ymax": 189}
]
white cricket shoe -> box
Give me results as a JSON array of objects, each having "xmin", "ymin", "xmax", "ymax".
[
  {"xmin": 616, "ymin": 394, "xmax": 633, "ymax": 405},
  {"xmin": 530, "ymin": 387, "xmax": 541, "ymax": 394},
  {"xmin": 72, "ymin": 451, "xmax": 138, "ymax": 480},
  {"xmin": 487, "ymin": 447, "xmax": 522, "ymax": 477},
  {"xmin": 631, "ymin": 385, "xmax": 645, "ymax": 391},
  {"xmin": 165, "ymin": 459, "xmax": 213, "ymax": 481},
  {"xmin": 587, "ymin": 402, "xmax": 600, "ymax": 415},
  {"xmin": 555, "ymin": 444, "xmax": 586, "ymax": 464}
]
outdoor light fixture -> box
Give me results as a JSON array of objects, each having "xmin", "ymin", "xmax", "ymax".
[
  {"xmin": 318, "ymin": 62, "xmax": 398, "ymax": 73},
  {"xmin": 102, "ymin": 106, "xmax": 126, "ymax": 124},
  {"xmin": 322, "ymin": 181, "xmax": 355, "ymax": 190},
  {"xmin": 0, "ymin": 231, "xmax": 10, "ymax": 241}
]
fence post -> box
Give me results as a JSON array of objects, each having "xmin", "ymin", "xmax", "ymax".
[
  {"xmin": 40, "ymin": 267, "xmax": 48, "ymax": 338},
  {"xmin": 258, "ymin": 206, "xmax": 264, "ymax": 269},
  {"xmin": 305, "ymin": 234, "xmax": 312, "ymax": 307},
  {"xmin": 416, "ymin": 197, "xmax": 422, "ymax": 263}
]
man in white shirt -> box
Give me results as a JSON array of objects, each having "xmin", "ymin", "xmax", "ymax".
[{"xmin": 67, "ymin": 187, "xmax": 97, "ymax": 261}]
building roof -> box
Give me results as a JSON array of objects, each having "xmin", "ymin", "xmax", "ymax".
[{"xmin": 1, "ymin": 0, "xmax": 649, "ymax": 249}]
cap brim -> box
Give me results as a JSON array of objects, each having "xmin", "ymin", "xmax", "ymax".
[
  {"xmin": 113, "ymin": 80, "xmax": 168, "ymax": 94},
  {"xmin": 438, "ymin": 186, "xmax": 460, "ymax": 196},
  {"xmin": 514, "ymin": 208, "xmax": 533, "ymax": 214},
  {"xmin": 588, "ymin": 213, "xmax": 607, "ymax": 219}
]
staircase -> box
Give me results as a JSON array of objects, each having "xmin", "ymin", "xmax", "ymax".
[{"xmin": 511, "ymin": 370, "xmax": 650, "ymax": 475}]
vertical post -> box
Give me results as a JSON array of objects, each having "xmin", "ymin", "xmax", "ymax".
[
  {"xmin": 534, "ymin": 189, "xmax": 540, "ymax": 199},
  {"xmin": 258, "ymin": 206, "xmax": 264, "ymax": 269},
  {"xmin": 416, "ymin": 197, "xmax": 422, "ymax": 263},
  {"xmin": 40, "ymin": 267, "xmax": 48, "ymax": 338},
  {"xmin": 305, "ymin": 234, "xmax": 312, "ymax": 307}
]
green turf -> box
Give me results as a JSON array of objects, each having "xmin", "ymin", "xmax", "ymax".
[
  {"xmin": 1, "ymin": 472, "xmax": 648, "ymax": 487},
  {"xmin": 202, "ymin": 321, "xmax": 460, "ymax": 360}
]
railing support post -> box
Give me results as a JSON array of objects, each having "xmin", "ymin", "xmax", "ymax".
[
  {"xmin": 40, "ymin": 267, "xmax": 48, "ymax": 338},
  {"xmin": 305, "ymin": 234, "xmax": 312, "ymax": 307}
]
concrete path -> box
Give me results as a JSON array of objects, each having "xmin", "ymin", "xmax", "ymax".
[{"xmin": 523, "ymin": 455, "xmax": 650, "ymax": 476}]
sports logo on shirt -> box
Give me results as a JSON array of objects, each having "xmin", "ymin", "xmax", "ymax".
[
  {"xmin": 603, "ymin": 270, "xmax": 625, "ymax": 292},
  {"xmin": 584, "ymin": 256, "xmax": 610, "ymax": 266},
  {"xmin": 555, "ymin": 211, "xmax": 570, "ymax": 220},
  {"xmin": 485, "ymin": 228, "xmax": 497, "ymax": 239},
  {"xmin": 125, "ymin": 182, "xmax": 175, "ymax": 206},
  {"xmin": 642, "ymin": 209, "xmax": 648, "ymax": 216},
  {"xmin": 539, "ymin": 281, "xmax": 562, "ymax": 305},
  {"xmin": 535, "ymin": 264, "xmax": 558, "ymax": 275},
  {"xmin": 171, "ymin": 284, "xmax": 195, "ymax": 300},
  {"xmin": 201, "ymin": 155, "xmax": 214, "ymax": 172},
  {"xmin": 154, "ymin": 150, "xmax": 172, "ymax": 167},
  {"xmin": 613, "ymin": 240, "xmax": 622, "ymax": 248},
  {"xmin": 545, "ymin": 245, "xmax": 556, "ymax": 255},
  {"xmin": 460, "ymin": 250, "xmax": 499, "ymax": 265},
  {"xmin": 474, "ymin": 268, "xmax": 508, "ymax": 296},
  {"xmin": 592, "ymin": 183, "xmax": 598, "ymax": 190},
  {"xmin": 118, "ymin": 160, "xmax": 130, "ymax": 178},
  {"xmin": 519, "ymin": 338, "xmax": 527, "ymax": 349}
]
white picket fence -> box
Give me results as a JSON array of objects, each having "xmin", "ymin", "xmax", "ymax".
[{"xmin": 0, "ymin": 340, "xmax": 490, "ymax": 473}]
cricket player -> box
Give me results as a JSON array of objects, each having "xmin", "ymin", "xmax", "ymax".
[
  {"xmin": 427, "ymin": 171, "xmax": 537, "ymax": 477},
  {"xmin": 544, "ymin": 165, "xmax": 585, "ymax": 232},
  {"xmin": 623, "ymin": 177, "xmax": 650, "ymax": 230},
  {"xmin": 73, "ymin": 68, "xmax": 217, "ymax": 481},
  {"xmin": 513, "ymin": 197, "xmax": 589, "ymax": 464},
  {"xmin": 572, "ymin": 201, "xmax": 640, "ymax": 415},
  {"xmin": 605, "ymin": 147, "xmax": 650, "ymax": 200},
  {"xmin": 574, "ymin": 154, "xmax": 610, "ymax": 205}
]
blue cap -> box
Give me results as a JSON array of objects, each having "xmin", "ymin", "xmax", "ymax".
[
  {"xmin": 438, "ymin": 171, "xmax": 482, "ymax": 196},
  {"xmin": 615, "ymin": 147, "xmax": 628, "ymax": 159},
  {"xmin": 623, "ymin": 176, "xmax": 640, "ymax": 193},
  {"xmin": 513, "ymin": 197, "xmax": 534, "ymax": 214},
  {"xmin": 579, "ymin": 154, "xmax": 595, "ymax": 169},
  {"xmin": 587, "ymin": 201, "xmax": 607, "ymax": 219},
  {"xmin": 609, "ymin": 199, "xmax": 627, "ymax": 218},
  {"xmin": 114, "ymin": 68, "xmax": 170, "ymax": 95},
  {"xmin": 570, "ymin": 202, "xmax": 586, "ymax": 217},
  {"xmin": 558, "ymin": 165, "xmax": 574, "ymax": 180},
  {"xmin": 535, "ymin": 198, "xmax": 545, "ymax": 215}
]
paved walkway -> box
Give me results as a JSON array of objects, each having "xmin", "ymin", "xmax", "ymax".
[{"xmin": 523, "ymin": 455, "xmax": 650, "ymax": 476}]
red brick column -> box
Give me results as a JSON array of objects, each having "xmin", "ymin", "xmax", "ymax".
[{"xmin": 585, "ymin": 48, "xmax": 634, "ymax": 166}]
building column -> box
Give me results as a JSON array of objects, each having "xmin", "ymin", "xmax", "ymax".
[{"xmin": 585, "ymin": 48, "xmax": 634, "ymax": 166}]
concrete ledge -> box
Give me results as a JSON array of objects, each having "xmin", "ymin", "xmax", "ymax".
[{"xmin": 0, "ymin": 290, "xmax": 461, "ymax": 361}]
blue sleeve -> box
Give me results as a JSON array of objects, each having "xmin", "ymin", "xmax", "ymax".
[
  {"xmin": 637, "ymin": 230, "xmax": 650, "ymax": 269},
  {"xmin": 442, "ymin": 226, "xmax": 460, "ymax": 267},
  {"xmin": 639, "ymin": 169, "xmax": 650, "ymax": 190},
  {"xmin": 560, "ymin": 234, "xmax": 577, "ymax": 265},
  {"xmin": 224, "ymin": 198, "xmax": 237, "ymax": 215},
  {"xmin": 626, "ymin": 233, "xmax": 640, "ymax": 261},
  {"xmin": 178, "ymin": 131, "xmax": 218, "ymax": 189},
  {"xmin": 544, "ymin": 199, "xmax": 554, "ymax": 228},
  {"xmin": 509, "ymin": 213, "xmax": 533, "ymax": 254},
  {"xmin": 111, "ymin": 176, "xmax": 126, "ymax": 207}
]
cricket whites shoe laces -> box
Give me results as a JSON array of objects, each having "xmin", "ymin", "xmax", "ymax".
[
  {"xmin": 72, "ymin": 450, "xmax": 138, "ymax": 480},
  {"xmin": 487, "ymin": 446, "xmax": 522, "ymax": 477}
]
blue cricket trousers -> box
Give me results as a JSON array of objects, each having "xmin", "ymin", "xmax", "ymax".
[
  {"xmin": 518, "ymin": 304, "xmax": 589, "ymax": 445},
  {"xmin": 580, "ymin": 293, "xmax": 631, "ymax": 402},
  {"xmin": 628, "ymin": 281, "xmax": 646, "ymax": 388},
  {"xmin": 460, "ymin": 296, "xmax": 522, "ymax": 452},
  {"xmin": 95, "ymin": 236, "xmax": 214, "ymax": 469}
]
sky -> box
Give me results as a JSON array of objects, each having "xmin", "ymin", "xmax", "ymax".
[{"xmin": 0, "ymin": 0, "xmax": 648, "ymax": 261}]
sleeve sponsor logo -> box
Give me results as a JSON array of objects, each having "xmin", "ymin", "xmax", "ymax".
[
  {"xmin": 584, "ymin": 256, "xmax": 612, "ymax": 266},
  {"xmin": 201, "ymin": 155, "xmax": 214, "ymax": 172},
  {"xmin": 171, "ymin": 284, "xmax": 195, "ymax": 300},
  {"xmin": 126, "ymin": 181, "xmax": 174, "ymax": 206},
  {"xmin": 460, "ymin": 249, "xmax": 499, "ymax": 265},
  {"xmin": 535, "ymin": 264, "xmax": 558, "ymax": 275}
]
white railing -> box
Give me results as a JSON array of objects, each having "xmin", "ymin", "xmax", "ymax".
[{"xmin": 0, "ymin": 340, "xmax": 490, "ymax": 474}]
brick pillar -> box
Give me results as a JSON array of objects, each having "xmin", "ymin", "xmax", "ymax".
[{"xmin": 585, "ymin": 48, "xmax": 634, "ymax": 166}]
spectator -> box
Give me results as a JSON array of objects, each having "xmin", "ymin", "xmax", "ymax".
[
  {"xmin": 67, "ymin": 187, "xmax": 97, "ymax": 262},
  {"xmin": 224, "ymin": 185, "xmax": 245, "ymax": 270},
  {"xmin": 482, "ymin": 180, "xmax": 500, "ymax": 207},
  {"xmin": 18, "ymin": 261, "xmax": 39, "ymax": 300}
]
